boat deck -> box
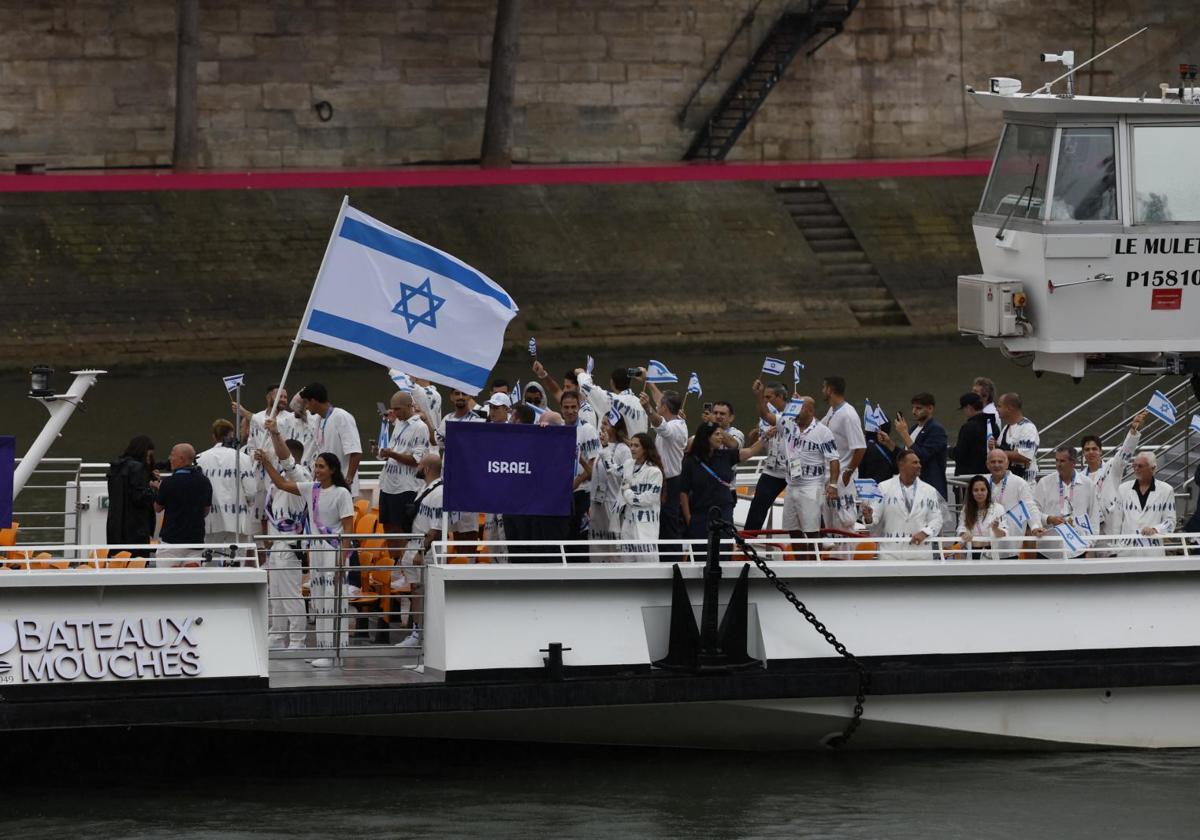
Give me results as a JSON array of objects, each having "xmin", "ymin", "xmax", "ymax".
[{"xmin": 268, "ymin": 652, "xmax": 437, "ymax": 689}]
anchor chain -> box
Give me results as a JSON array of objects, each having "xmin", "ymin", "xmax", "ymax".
[{"xmin": 717, "ymin": 522, "xmax": 871, "ymax": 747}]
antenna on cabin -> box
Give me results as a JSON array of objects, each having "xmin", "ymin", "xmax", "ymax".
[{"xmin": 1030, "ymin": 26, "xmax": 1149, "ymax": 97}]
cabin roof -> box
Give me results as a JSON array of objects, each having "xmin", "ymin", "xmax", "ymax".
[{"xmin": 969, "ymin": 90, "xmax": 1200, "ymax": 118}]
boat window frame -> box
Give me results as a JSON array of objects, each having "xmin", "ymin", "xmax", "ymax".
[
  {"xmin": 978, "ymin": 118, "xmax": 1057, "ymax": 222},
  {"xmin": 1044, "ymin": 122, "xmax": 1122, "ymax": 226},
  {"xmin": 1128, "ymin": 120, "xmax": 1200, "ymax": 225}
]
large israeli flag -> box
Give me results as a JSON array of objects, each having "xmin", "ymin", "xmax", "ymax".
[{"xmin": 299, "ymin": 201, "xmax": 518, "ymax": 395}]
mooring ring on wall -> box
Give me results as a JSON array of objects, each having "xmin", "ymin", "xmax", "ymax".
[{"xmin": 313, "ymin": 101, "xmax": 334, "ymax": 122}]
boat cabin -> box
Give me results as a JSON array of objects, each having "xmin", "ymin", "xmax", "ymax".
[{"xmin": 958, "ymin": 82, "xmax": 1200, "ymax": 378}]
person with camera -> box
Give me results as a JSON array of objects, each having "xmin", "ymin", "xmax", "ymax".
[{"xmin": 576, "ymin": 366, "xmax": 648, "ymax": 437}]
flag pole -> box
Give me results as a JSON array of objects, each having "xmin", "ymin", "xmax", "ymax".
[
  {"xmin": 234, "ymin": 380, "xmax": 243, "ymax": 549},
  {"xmin": 269, "ymin": 194, "xmax": 350, "ymax": 421}
]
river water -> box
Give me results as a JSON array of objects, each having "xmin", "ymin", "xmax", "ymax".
[
  {"xmin": 1, "ymin": 731, "xmax": 1198, "ymax": 838},
  {"xmin": 2, "ymin": 337, "xmax": 1137, "ymax": 464}
]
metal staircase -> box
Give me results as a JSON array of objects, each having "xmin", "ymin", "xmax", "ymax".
[
  {"xmin": 776, "ymin": 181, "xmax": 910, "ymax": 327},
  {"xmin": 683, "ymin": 1, "xmax": 859, "ymax": 161},
  {"xmin": 1039, "ymin": 374, "xmax": 1200, "ymax": 517}
]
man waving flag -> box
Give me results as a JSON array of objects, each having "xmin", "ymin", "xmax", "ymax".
[{"xmin": 295, "ymin": 199, "xmax": 518, "ymax": 395}]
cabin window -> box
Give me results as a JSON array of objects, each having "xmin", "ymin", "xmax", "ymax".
[
  {"xmin": 1133, "ymin": 125, "xmax": 1200, "ymax": 223},
  {"xmin": 980, "ymin": 123, "xmax": 1053, "ymax": 219},
  {"xmin": 1049, "ymin": 127, "xmax": 1117, "ymax": 221}
]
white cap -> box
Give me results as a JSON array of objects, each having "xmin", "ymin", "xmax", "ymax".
[{"xmin": 487, "ymin": 392, "xmax": 512, "ymax": 408}]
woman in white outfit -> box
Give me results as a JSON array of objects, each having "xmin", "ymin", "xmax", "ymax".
[
  {"xmin": 957, "ymin": 475, "xmax": 1010, "ymax": 560},
  {"xmin": 589, "ymin": 416, "xmax": 631, "ymax": 561},
  {"xmin": 620, "ymin": 432, "xmax": 664, "ymax": 562},
  {"xmin": 261, "ymin": 449, "xmax": 355, "ymax": 668}
]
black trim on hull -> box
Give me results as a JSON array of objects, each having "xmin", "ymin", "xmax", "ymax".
[{"xmin": 2, "ymin": 647, "xmax": 1199, "ymax": 733}]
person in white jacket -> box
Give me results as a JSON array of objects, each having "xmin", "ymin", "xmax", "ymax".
[
  {"xmin": 1031, "ymin": 446, "xmax": 1100, "ymax": 559},
  {"xmin": 196, "ymin": 418, "xmax": 257, "ymax": 549},
  {"xmin": 957, "ymin": 475, "xmax": 1010, "ymax": 560},
  {"xmin": 862, "ymin": 449, "xmax": 943, "ymax": 562},
  {"xmin": 1081, "ymin": 410, "xmax": 1146, "ymax": 535},
  {"xmin": 620, "ymin": 433, "xmax": 664, "ymax": 562},
  {"xmin": 589, "ymin": 417, "xmax": 631, "ymax": 561},
  {"xmin": 984, "ymin": 448, "xmax": 1039, "ymax": 558},
  {"xmin": 1112, "ymin": 451, "xmax": 1176, "ymax": 556}
]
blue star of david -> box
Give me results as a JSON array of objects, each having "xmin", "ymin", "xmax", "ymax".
[{"xmin": 392, "ymin": 277, "xmax": 446, "ymax": 333}]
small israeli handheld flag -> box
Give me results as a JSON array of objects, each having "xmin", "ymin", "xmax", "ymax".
[
  {"xmin": 388, "ymin": 368, "xmax": 415, "ymax": 392},
  {"xmin": 528, "ymin": 337, "xmax": 537, "ymax": 357},
  {"xmin": 606, "ymin": 406, "xmax": 621, "ymax": 427},
  {"xmin": 585, "ymin": 354, "xmax": 595, "ymax": 375},
  {"xmin": 222, "ymin": 373, "xmax": 245, "ymax": 393},
  {"xmin": 871, "ymin": 403, "xmax": 889, "ymax": 428},
  {"xmin": 1053, "ymin": 522, "xmax": 1089, "ymax": 558},
  {"xmin": 1078, "ymin": 512, "xmax": 1095, "ymax": 536},
  {"xmin": 1146, "ymin": 390, "xmax": 1177, "ymax": 425},
  {"xmin": 1005, "ymin": 500, "xmax": 1032, "ymax": 531},
  {"xmin": 864, "ymin": 399, "xmax": 879, "ymax": 433},
  {"xmin": 762, "ymin": 356, "xmax": 786, "ymax": 376},
  {"xmin": 687, "ymin": 372, "xmax": 702, "ymax": 396},
  {"xmin": 853, "ymin": 478, "xmax": 882, "ymax": 501},
  {"xmin": 793, "ymin": 360, "xmax": 804, "ymax": 386},
  {"xmin": 646, "ymin": 360, "xmax": 678, "ymax": 384},
  {"xmin": 378, "ymin": 418, "xmax": 390, "ymax": 451},
  {"xmin": 782, "ymin": 398, "xmax": 803, "ymax": 419},
  {"xmin": 1191, "ymin": 414, "xmax": 1200, "ymax": 434}
]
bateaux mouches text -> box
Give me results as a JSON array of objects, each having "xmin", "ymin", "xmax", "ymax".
[
  {"xmin": 0, "ymin": 616, "xmax": 203, "ymax": 684},
  {"xmin": 486, "ymin": 460, "xmax": 532, "ymax": 475}
]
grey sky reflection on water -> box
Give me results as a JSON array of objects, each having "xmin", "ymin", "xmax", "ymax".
[{"xmin": 2, "ymin": 747, "xmax": 1200, "ymax": 839}]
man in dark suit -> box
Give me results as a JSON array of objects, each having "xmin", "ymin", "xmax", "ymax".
[
  {"xmin": 952, "ymin": 392, "xmax": 991, "ymax": 477},
  {"xmin": 889, "ymin": 392, "xmax": 949, "ymax": 499}
]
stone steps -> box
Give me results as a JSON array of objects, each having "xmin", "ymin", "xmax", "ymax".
[{"xmin": 776, "ymin": 181, "xmax": 910, "ymax": 328}]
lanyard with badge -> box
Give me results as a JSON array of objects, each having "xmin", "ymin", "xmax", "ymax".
[
  {"xmin": 988, "ymin": 473, "xmax": 1009, "ymax": 505},
  {"xmin": 1058, "ymin": 476, "xmax": 1077, "ymax": 518},
  {"xmin": 788, "ymin": 421, "xmax": 822, "ymax": 480},
  {"xmin": 318, "ymin": 406, "xmax": 333, "ymax": 449}
]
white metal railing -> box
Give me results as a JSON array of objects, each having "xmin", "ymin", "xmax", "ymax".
[
  {"xmin": 9, "ymin": 457, "xmax": 85, "ymax": 544},
  {"xmin": 252, "ymin": 531, "xmax": 425, "ymax": 666},
  {"xmin": 0, "ymin": 541, "xmax": 257, "ymax": 569},
  {"xmin": 427, "ymin": 532, "xmax": 1200, "ymax": 565}
]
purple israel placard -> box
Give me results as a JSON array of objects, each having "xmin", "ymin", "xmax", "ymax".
[{"xmin": 443, "ymin": 422, "xmax": 575, "ymax": 516}]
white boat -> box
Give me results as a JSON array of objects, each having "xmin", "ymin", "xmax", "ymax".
[{"xmin": 3, "ymin": 44, "xmax": 1200, "ymax": 750}]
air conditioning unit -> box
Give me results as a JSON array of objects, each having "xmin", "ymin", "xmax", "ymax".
[{"xmin": 957, "ymin": 275, "xmax": 1024, "ymax": 337}]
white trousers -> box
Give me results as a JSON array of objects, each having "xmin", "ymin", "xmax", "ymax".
[
  {"xmin": 782, "ymin": 484, "xmax": 822, "ymax": 532},
  {"xmin": 267, "ymin": 542, "xmax": 306, "ymax": 649},
  {"xmin": 308, "ymin": 544, "xmax": 348, "ymax": 652}
]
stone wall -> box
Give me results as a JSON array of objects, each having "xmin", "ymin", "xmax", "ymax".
[
  {"xmin": 0, "ymin": 177, "xmax": 980, "ymax": 371},
  {"xmin": 0, "ymin": 0, "xmax": 1196, "ymax": 169}
]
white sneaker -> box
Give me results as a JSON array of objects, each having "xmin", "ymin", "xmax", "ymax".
[
  {"xmin": 396, "ymin": 630, "xmax": 422, "ymax": 648},
  {"xmin": 310, "ymin": 657, "xmax": 335, "ymax": 668}
]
